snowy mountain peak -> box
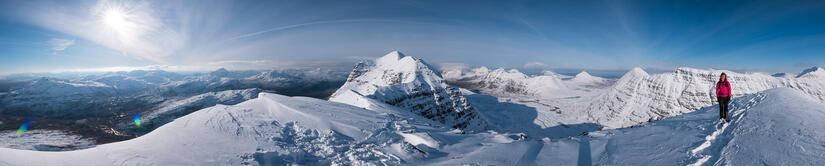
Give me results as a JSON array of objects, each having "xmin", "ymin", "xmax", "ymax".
[
  {"xmin": 376, "ymin": 51, "xmax": 409, "ymax": 65},
  {"xmin": 331, "ymin": 52, "xmax": 487, "ymax": 132},
  {"xmin": 617, "ymin": 67, "xmax": 649, "ymax": 81},
  {"xmin": 571, "ymin": 71, "xmax": 606, "ymax": 84},
  {"xmin": 629, "ymin": 67, "xmax": 648, "ymax": 75},
  {"xmin": 797, "ymin": 66, "xmax": 825, "ymax": 78},
  {"xmin": 574, "ymin": 71, "xmax": 594, "ymax": 79},
  {"xmin": 209, "ymin": 68, "xmax": 231, "ymax": 77},
  {"xmin": 488, "ymin": 68, "xmax": 528, "ymax": 79}
]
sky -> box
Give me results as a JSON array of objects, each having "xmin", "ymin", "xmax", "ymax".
[{"xmin": 1, "ymin": 0, "xmax": 825, "ymax": 76}]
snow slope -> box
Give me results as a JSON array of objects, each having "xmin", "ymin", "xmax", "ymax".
[
  {"xmin": 0, "ymin": 130, "xmax": 95, "ymax": 151},
  {"xmin": 0, "ymin": 93, "xmax": 403, "ymax": 165},
  {"xmin": 0, "ymin": 92, "xmax": 542, "ymax": 165},
  {"xmin": 576, "ymin": 88, "xmax": 825, "ymax": 165},
  {"xmin": 446, "ymin": 66, "xmax": 825, "ymax": 129},
  {"xmin": 139, "ymin": 88, "xmax": 262, "ymax": 129},
  {"xmin": 426, "ymin": 87, "xmax": 825, "ymax": 165},
  {"xmin": 796, "ymin": 66, "xmax": 825, "ymax": 78},
  {"xmin": 330, "ymin": 51, "xmax": 487, "ymax": 132},
  {"xmin": 3, "ymin": 88, "xmax": 821, "ymax": 165}
]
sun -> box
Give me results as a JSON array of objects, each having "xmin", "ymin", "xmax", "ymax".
[{"xmin": 103, "ymin": 8, "xmax": 128, "ymax": 30}]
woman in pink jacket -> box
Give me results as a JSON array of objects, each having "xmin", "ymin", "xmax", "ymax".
[{"xmin": 716, "ymin": 72, "xmax": 732, "ymax": 122}]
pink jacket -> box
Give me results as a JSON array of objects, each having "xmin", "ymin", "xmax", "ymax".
[{"xmin": 716, "ymin": 80, "xmax": 732, "ymax": 97}]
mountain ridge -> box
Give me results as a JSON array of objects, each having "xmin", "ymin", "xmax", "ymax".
[{"xmin": 330, "ymin": 51, "xmax": 487, "ymax": 132}]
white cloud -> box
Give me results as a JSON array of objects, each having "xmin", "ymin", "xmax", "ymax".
[
  {"xmin": 21, "ymin": 0, "xmax": 184, "ymax": 62},
  {"xmin": 49, "ymin": 38, "xmax": 75, "ymax": 52},
  {"xmin": 438, "ymin": 63, "xmax": 471, "ymax": 72},
  {"xmin": 523, "ymin": 61, "xmax": 551, "ymax": 70},
  {"xmin": 50, "ymin": 59, "xmax": 356, "ymax": 74}
]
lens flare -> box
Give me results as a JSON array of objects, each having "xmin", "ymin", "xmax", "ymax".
[
  {"xmin": 133, "ymin": 112, "xmax": 141, "ymax": 127},
  {"xmin": 17, "ymin": 117, "xmax": 33, "ymax": 135}
]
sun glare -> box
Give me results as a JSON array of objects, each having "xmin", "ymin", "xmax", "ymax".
[{"xmin": 103, "ymin": 8, "xmax": 128, "ymax": 30}]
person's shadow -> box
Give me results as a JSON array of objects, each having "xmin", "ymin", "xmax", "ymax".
[
  {"xmin": 466, "ymin": 93, "xmax": 598, "ymax": 165},
  {"xmin": 578, "ymin": 136, "xmax": 592, "ymax": 166},
  {"xmin": 465, "ymin": 94, "xmax": 600, "ymax": 139}
]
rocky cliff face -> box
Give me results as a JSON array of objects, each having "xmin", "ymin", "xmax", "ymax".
[{"xmin": 330, "ymin": 51, "xmax": 487, "ymax": 132}]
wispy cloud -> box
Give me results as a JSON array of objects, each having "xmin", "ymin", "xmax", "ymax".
[
  {"xmin": 523, "ymin": 61, "xmax": 551, "ymax": 70},
  {"xmin": 48, "ymin": 38, "xmax": 74, "ymax": 52},
  {"xmin": 19, "ymin": 0, "xmax": 184, "ymax": 62}
]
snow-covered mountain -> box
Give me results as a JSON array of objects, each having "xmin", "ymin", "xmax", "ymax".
[
  {"xmin": 0, "ymin": 68, "xmax": 348, "ymax": 148},
  {"xmin": 444, "ymin": 67, "xmax": 537, "ymax": 96},
  {"xmin": 330, "ymin": 51, "xmax": 487, "ymax": 132},
  {"xmin": 1, "ymin": 77, "xmax": 123, "ymax": 117},
  {"xmin": 242, "ymin": 68, "xmax": 347, "ymax": 98},
  {"xmin": 0, "ymin": 93, "xmax": 407, "ymax": 165},
  {"xmin": 570, "ymin": 71, "xmax": 610, "ymax": 87},
  {"xmin": 2, "ymin": 87, "xmax": 823, "ymax": 165},
  {"xmin": 445, "ymin": 66, "xmax": 825, "ymax": 129},
  {"xmin": 1, "ymin": 50, "xmax": 823, "ymax": 165},
  {"xmin": 587, "ymin": 67, "xmax": 825, "ymax": 128},
  {"xmin": 1, "ymin": 68, "xmax": 346, "ymax": 117},
  {"xmin": 796, "ymin": 66, "xmax": 825, "ymax": 78}
]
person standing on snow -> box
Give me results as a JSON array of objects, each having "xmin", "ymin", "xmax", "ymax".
[{"xmin": 716, "ymin": 72, "xmax": 732, "ymax": 122}]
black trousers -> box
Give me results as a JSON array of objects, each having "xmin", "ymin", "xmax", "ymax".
[{"xmin": 718, "ymin": 97, "xmax": 730, "ymax": 119}]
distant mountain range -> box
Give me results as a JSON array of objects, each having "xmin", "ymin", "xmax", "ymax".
[
  {"xmin": 1, "ymin": 51, "xmax": 824, "ymax": 165},
  {"xmin": 0, "ymin": 68, "xmax": 347, "ymax": 144}
]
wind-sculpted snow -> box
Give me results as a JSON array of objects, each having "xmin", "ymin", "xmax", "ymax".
[
  {"xmin": 330, "ymin": 51, "xmax": 487, "ymax": 132},
  {"xmin": 446, "ymin": 66, "xmax": 825, "ymax": 129}
]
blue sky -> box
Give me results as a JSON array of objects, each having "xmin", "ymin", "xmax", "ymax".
[{"xmin": 1, "ymin": 0, "xmax": 825, "ymax": 75}]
